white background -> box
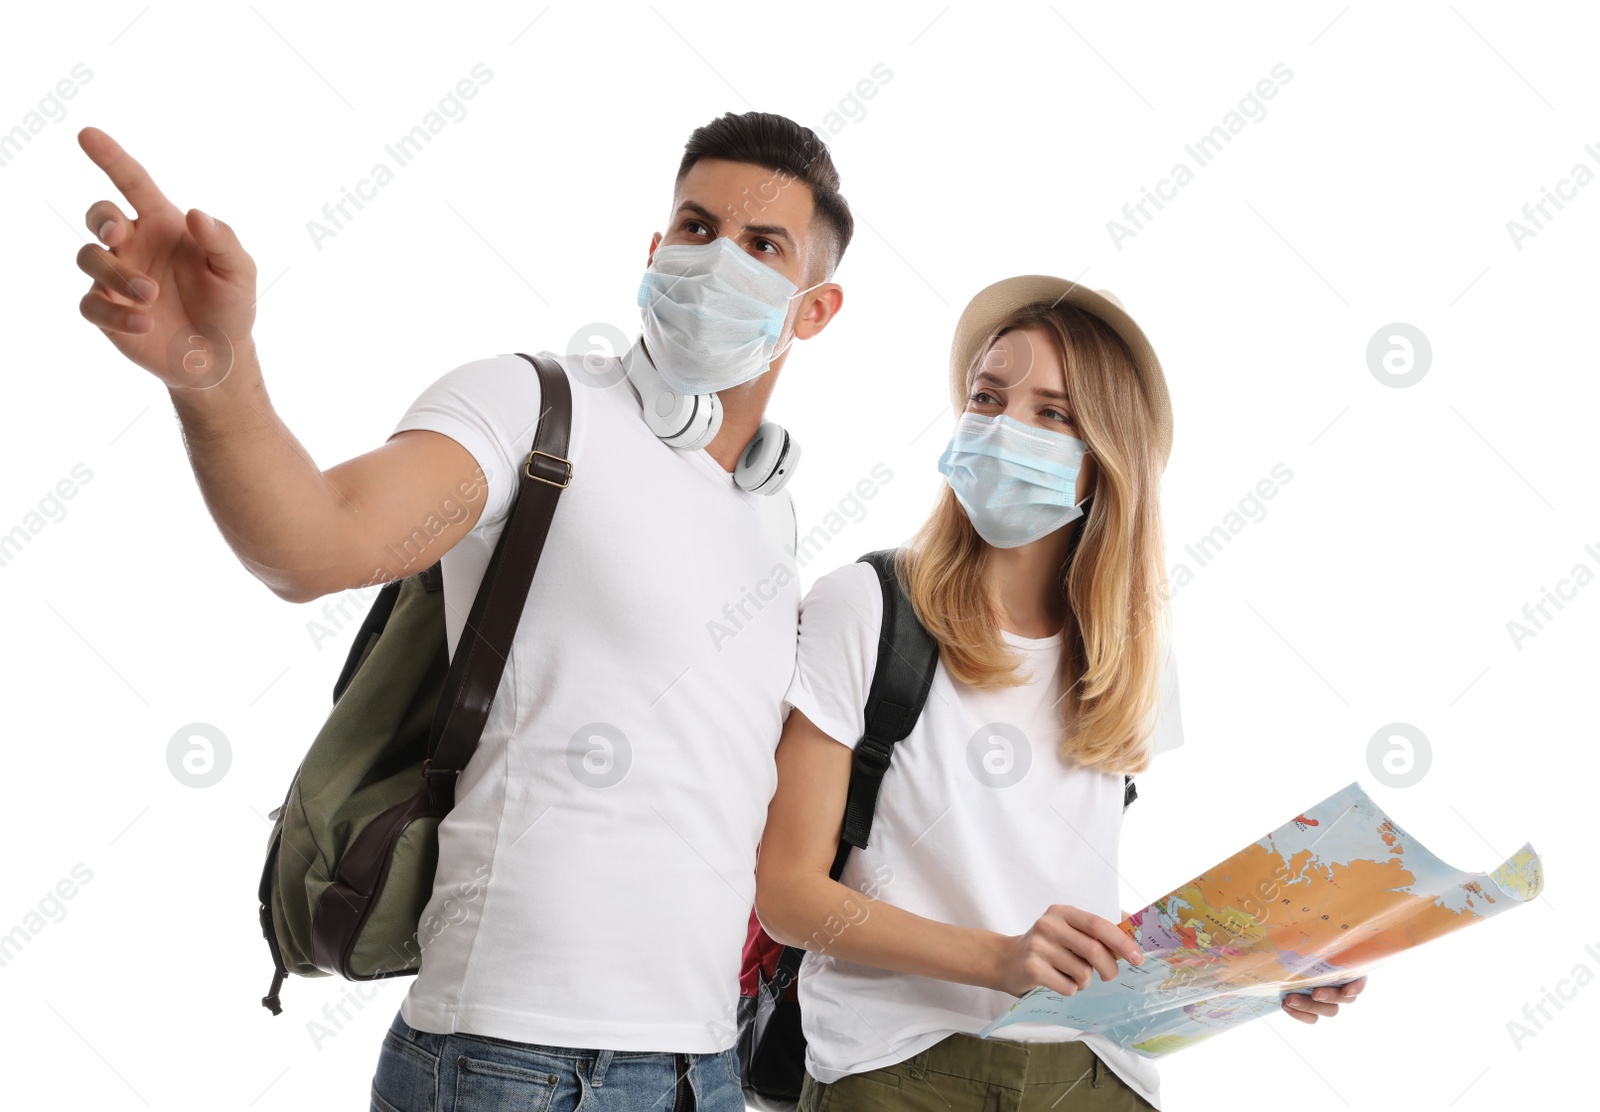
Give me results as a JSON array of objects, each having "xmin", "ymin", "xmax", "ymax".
[{"xmin": 1, "ymin": 1, "xmax": 1594, "ymax": 1108}]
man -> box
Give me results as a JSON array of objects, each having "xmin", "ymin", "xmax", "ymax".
[{"xmin": 74, "ymin": 110, "xmax": 850, "ymax": 1110}]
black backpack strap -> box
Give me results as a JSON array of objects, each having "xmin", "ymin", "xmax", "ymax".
[
  {"xmin": 769, "ymin": 547, "xmax": 940, "ymax": 1000},
  {"xmin": 423, "ymin": 353, "xmax": 573, "ymax": 808},
  {"xmin": 831, "ymin": 548, "xmax": 940, "ymax": 875}
]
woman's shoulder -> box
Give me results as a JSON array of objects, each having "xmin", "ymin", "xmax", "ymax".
[
  {"xmin": 786, "ymin": 557, "xmax": 891, "ymax": 749},
  {"xmin": 800, "ymin": 557, "xmax": 884, "ymax": 633}
]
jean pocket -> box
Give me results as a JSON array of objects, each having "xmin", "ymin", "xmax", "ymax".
[
  {"xmin": 721, "ymin": 1045, "xmax": 745, "ymax": 1091},
  {"xmin": 383, "ymin": 1028, "xmax": 442, "ymax": 1071},
  {"xmin": 373, "ymin": 1028, "xmax": 440, "ymax": 1112},
  {"xmin": 689, "ymin": 1048, "xmax": 745, "ymax": 1112},
  {"xmin": 452, "ymin": 1055, "xmax": 561, "ymax": 1112}
]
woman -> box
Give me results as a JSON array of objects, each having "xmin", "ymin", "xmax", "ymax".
[{"xmin": 753, "ymin": 276, "xmax": 1364, "ymax": 1111}]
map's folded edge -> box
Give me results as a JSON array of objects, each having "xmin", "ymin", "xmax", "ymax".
[{"xmin": 977, "ymin": 782, "xmax": 1545, "ymax": 1056}]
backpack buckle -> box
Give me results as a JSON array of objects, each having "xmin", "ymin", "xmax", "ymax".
[
  {"xmin": 420, "ymin": 759, "xmax": 458, "ymax": 779},
  {"xmin": 525, "ymin": 449, "xmax": 572, "ymax": 488},
  {"xmin": 853, "ymin": 735, "xmax": 894, "ymax": 776}
]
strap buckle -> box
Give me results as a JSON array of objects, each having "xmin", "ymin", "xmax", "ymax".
[
  {"xmin": 853, "ymin": 735, "xmax": 894, "ymax": 776},
  {"xmin": 525, "ymin": 449, "xmax": 572, "ymax": 488},
  {"xmin": 420, "ymin": 759, "xmax": 458, "ymax": 780}
]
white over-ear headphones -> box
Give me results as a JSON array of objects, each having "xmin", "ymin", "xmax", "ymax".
[
  {"xmin": 623, "ymin": 339, "xmax": 800, "ymax": 496},
  {"xmin": 734, "ymin": 419, "xmax": 801, "ymax": 496}
]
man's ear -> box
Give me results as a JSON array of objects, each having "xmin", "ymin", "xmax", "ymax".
[
  {"xmin": 646, "ymin": 230, "xmax": 662, "ymax": 267},
  {"xmin": 792, "ymin": 282, "xmax": 844, "ymax": 341}
]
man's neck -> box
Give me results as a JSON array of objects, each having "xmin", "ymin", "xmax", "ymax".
[
  {"xmin": 705, "ymin": 368, "xmax": 780, "ymax": 471},
  {"xmin": 624, "ymin": 337, "xmax": 787, "ymax": 472}
]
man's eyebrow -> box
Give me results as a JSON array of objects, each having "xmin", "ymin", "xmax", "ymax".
[
  {"xmin": 674, "ymin": 199, "xmax": 794, "ymax": 249},
  {"xmin": 973, "ymin": 370, "xmax": 1071, "ymax": 402},
  {"xmin": 674, "ymin": 200, "xmax": 722, "ymax": 229},
  {"xmin": 741, "ymin": 221, "xmax": 795, "ymax": 249}
]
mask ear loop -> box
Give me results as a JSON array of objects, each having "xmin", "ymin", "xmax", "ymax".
[
  {"xmin": 1064, "ymin": 488, "xmax": 1095, "ymax": 568},
  {"xmin": 769, "ymin": 279, "xmax": 828, "ymax": 362}
]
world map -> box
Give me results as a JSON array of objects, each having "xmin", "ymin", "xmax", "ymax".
[{"xmin": 981, "ymin": 780, "xmax": 1543, "ymax": 1055}]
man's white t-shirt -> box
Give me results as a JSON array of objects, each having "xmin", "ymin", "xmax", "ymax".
[
  {"xmin": 387, "ymin": 342, "xmax": 799, "ymax": 1052},
  {"xmin": 780, "ymin": 559, "xmax": 1184, "ymax": 1108}
]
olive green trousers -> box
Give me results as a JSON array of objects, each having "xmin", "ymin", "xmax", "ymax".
[{"xmin": 799, "ymin": 1033, "xmax": 1157, "ymax": 1112}]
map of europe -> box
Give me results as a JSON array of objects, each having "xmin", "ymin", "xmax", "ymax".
[{"xmin": 980, "ymin": 780, "xmax": 1543, "ymax": 1055}]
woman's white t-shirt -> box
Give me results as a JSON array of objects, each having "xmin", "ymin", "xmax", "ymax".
[{"xmin": 780, "ymin": 559, "xmax": 1183, "ymax": 1108}]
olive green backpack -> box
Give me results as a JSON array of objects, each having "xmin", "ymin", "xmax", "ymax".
[{"xmin": 255, "ymin": 353, "xmax": 572, "ymax": 1014}]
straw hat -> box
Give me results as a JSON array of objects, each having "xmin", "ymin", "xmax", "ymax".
[{"xmin": 947, "ymin": 275, "xmax": 1173, "ymax": 467}]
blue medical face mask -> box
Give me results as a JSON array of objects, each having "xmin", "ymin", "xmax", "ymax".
[
  {"xmin": 636, "ymin": 236, "xmax": 820, "ymax": 396},
  {"xmin": 937, "ymin": 412, "xmax": 1091, "ymax": 549}
]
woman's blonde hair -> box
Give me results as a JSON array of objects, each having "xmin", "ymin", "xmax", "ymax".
[{"xmin": 901, "ymin": 300, "xmax": 1169, "ymax": 774}]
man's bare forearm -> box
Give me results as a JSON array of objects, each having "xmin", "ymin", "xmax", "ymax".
[{"xmin": 166, "ymin": 340, "xmax": 350, "ymax": 601}]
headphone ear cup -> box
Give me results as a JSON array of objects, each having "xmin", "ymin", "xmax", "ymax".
[
  {"xmin": 672, "ymin": 391, "xmax": 722, "ymax": 451},
  {"xmin": 642, "ymin": 383, "xmax": 722, "ymax": 450},
  {"xmin": 626, "ymin": 341, "xmax": 723, "ymax": 450},
  {"xmin": 762, "ymin": 433, "xmax": 799, "ymax": 494},
  {"xmin": 735, "ymin": 421, "xmax": 800, "ymax": 495}
]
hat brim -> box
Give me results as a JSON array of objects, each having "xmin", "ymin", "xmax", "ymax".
[{"xmin": 948, "ymin": 275, "xmax": 1172, "ymax": 466}]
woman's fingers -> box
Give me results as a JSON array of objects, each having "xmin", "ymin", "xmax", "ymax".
[
  {"xmin": 1028, "ymin": 922, "xmax": 1112, "ymax": 990},
  {"xmin": 80, "ymin": 288, "xmax": 151, "ymax": 334},
  {"xmin": 1060, "ymin": 905, "xmax": 1145, "ymax": 967},
  {"xmin": 1283, "ymin": 993, "xmax": 1340, "ymax": 1022},
  {"xmin": 86, "ymin": 199, "xmax": 131, "ymax": 247},
  {"xmin": 1042, "ymin": 937, "xmax": 1096, "ymax": 989},
  {"xmin": 1050, "ymin": 906, "xmax": 1144, "ymax": 981},
  {"xmin": 1299, "ymin": 977, "xmax": 1367, "ymax": 1010},
  {"xmin": 1010, "ymin": 906, "xmax": 1154, "ymax": 999},
  {"xmin": 1327, "ymin": 975, "xmax": 1367, "ymax": 1001},
  {"xmin": 1022, "ymin": 951, "xmax": 1088, "ymax": 998},
  {"xmin": 1063, "ymin": 929, "xmax": 1121, "ymax": 985}
]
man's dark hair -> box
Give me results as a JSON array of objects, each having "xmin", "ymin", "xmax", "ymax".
[{"xmin": 677, "ymin": 111, "xmax": 854, "ymax": 280}]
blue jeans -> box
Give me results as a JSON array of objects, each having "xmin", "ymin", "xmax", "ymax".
[{"xmin": 370, "ymin": 1007, "xmax": 747, "ymax": 1112}]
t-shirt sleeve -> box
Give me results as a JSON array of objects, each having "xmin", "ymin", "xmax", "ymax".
[
  {"xmin": 1148, "ymin": 638, "xmax": 1184, "ymax": 756},
  {"xmin": 388, "ymin": 353, "xmax": 547, "ymax": 535},
  {"xmin": 782, "ymin": 560, "xmax": 883, "ymax": 751}
]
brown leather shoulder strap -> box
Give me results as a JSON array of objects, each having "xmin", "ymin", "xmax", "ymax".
[{"xmin": 423, "ymin": 353, "xmax": 572, "ymax": 806}]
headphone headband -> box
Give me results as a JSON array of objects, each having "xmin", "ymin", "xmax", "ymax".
[{"xmin": 621, "ymin": 340, "xmax": 798, "ymax": 495}]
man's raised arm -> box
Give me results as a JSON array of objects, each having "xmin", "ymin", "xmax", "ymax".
[{"xmin": 75, "ymin": 127, "xmax": 486, "ymax": 603}]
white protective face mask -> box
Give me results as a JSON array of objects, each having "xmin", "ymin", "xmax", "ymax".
[
  {"xmin": 937, "ymin": 412, "xmax": 1091, "ymax": 548},
  {"xmin": 636, "ymin": 236, "xmax": 821, "ymax": 395}
]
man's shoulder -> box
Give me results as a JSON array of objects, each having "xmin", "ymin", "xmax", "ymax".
[
  {"xmin": 416, "ymin": 352, "xmax": 549, "ymax": 409},
  {"xmin": 412, "ymin": 349, "xmax": 615, "ymax": 435}
]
